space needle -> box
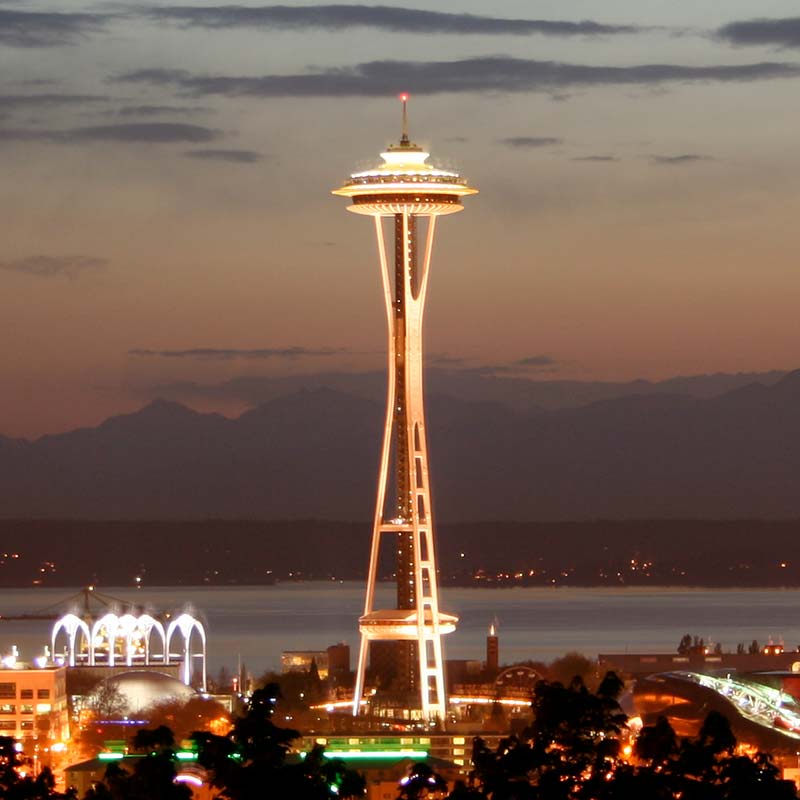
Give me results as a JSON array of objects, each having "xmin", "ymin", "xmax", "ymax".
[{"xmin": 333, "ymin": 97, "xmax": 477, "ymax": 720}]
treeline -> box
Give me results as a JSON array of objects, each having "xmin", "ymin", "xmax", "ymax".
[
  {"xmin": 2, "ymin": 519, "xmax": 800, "ymax": 588},
  {"xmin": 4, "ymin": 677, "xmax": 797, "ymax": 799}
]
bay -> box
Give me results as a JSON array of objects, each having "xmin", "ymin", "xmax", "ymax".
[{"xmin": 1, "ymin": 584, "xmax": 799, "ymax": 677}]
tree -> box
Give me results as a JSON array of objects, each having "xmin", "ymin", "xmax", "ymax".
[
  {"xmin": 0, "ymin": 736, "xmax": 77, "ymax": 799},
  {"xmin": 193, "ymin": 684, "xmax": 363, "ymax": 800},
  {"xmin": 143, "ymin": 696, "xmax": 230, "ymax": 742},
  {"xmin": 131, "ymin": 726, "xmax": 176, "ymax": 754},
  {"xmin": 635, "ymin": 713, "xmax": 796, "ymax": 800},
  {"xmin": 634, "ymin": 716, "xmax": 677, "ymax": 765},
  {"xmin": 547, "ymin": 653, "xmax": 595, "ymax": 687},
  {"xmin": 88, "ymin": 682, "xmax": 129, "ymax": 719},
  {"xmin": 467, "ymin": 677, "xmax": 799, "ymax": 800},
  {"xmin": 678, "ymin": 634, "xmax": 693, "ymax": 656},
  {"xmin": 86, "ymin": 756, "xmax": 191, "ymax": 800},
  {"xmin": 396, "ymin": 762, "xmax": 448, "ymax": 800}
]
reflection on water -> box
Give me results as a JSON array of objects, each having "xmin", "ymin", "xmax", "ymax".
[{"xmin": 1, "ymin": 583, "xmax": 799, "ymax": 675}]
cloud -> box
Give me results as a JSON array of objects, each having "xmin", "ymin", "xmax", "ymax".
[
  {"xmin": 0, "ymin": 9, "xmax": 111, "ymax": 48},
  {"xmin": 499, "ymin": 136, "xmax": 562, "ymax": 148},
  {"xmin": 717, "ymin": 17, "xmax": 800, "ymax": 49},
  {"xmin": 429, "ymin": 354, "xmax": 468, "ymax": 366},
  {"xmin": 0, "ymin": 94, "xmax": 110, "ymax": 114},
  {"xmin": 454, "ymin": 364, "xmax": 516, "ymax": 376},
  {"xmin": 128, "ymin": 347, "xmax": 346, "ymax": 360},
  {"xmin": 649, "ymin": 154, "xmax": 711, "ymax": 165},
  {"xmin": 572, "ymin": 155, "xmax": 619, "ymax": 162},
  {"xmin": 0, "ymin": 123, "xmax": 221, "ymax": 144},
  {"xmin": 516, "ymin": 355, "xmax": 558, "ymax": 367},
  {"xmin": 114, "ymin": 105, "xmax": 211, "ymax": 117},
  {"xmin": 143, "ymin": 6, "xmax": 639, "ymax": 37},
  {"xmin": 0, "ymin": 255, "xmax": 108, "ymax": 278},
  {"xmin": 445, "ymin": 355, "xmax": 559, "ymax": 376},
  {"xmin": 184, "ymin": 148, "xmax": 262, "ymax": 163},
  {"xmin": 115, "ymin": 56, "xmax": 800, "ymax": 98}
]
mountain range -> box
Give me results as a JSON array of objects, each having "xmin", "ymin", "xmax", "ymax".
[{"xmin": 2, "ymin": 369, "xmax": 799, "ymax": 520}]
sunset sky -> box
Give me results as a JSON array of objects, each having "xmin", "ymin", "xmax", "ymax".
[{"xmin": 3, "ymin": 1, "xmax": 800, "ymax": 437}]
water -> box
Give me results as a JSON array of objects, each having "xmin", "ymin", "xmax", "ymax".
[{"xmin": 1, "ymin": 584, "xmax": 799, "ymax": 678}]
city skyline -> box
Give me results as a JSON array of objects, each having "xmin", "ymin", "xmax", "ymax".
[{"xmin": 3, "ymin": 1, "xmax": 800, "ymax": 437}]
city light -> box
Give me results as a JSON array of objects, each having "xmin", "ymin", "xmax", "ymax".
[{"xmin": 302, "ymin": 750, "xmax": 428, "ymax": 760}]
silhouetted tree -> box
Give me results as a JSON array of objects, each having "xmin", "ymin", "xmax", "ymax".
[
  {"xmin": 83, "ymin": 728, "xmax": 190, "ymax": 800},
  {"xmin": 547, "ymin": 652, "xmax": 595, "ymax": 687},
  {"xmin": 143, "ymin": 696, "xmax": 230, "ymax": 742},
  {"xmin": 396, "ymin": 762, "xmax": 448, "ymax": 800},
  {"xmin": 0, "ymin": 736, "xmax": 76, "ymax": 799},
  {"xmin": 466, "ymin": 677, "xmax": 798, "ymax": 799},
  {"xmin": 193, "ymin": 684, "xmax": 363, "ymax": 799},
  {"xmin": 88, "ymin": 682, "xmax": 129, "ymax": 720}
]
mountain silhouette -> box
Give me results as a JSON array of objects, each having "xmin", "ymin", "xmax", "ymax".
[{"xmin": 1, "ymin": 373, "xmax": 799, "ymax": 520}]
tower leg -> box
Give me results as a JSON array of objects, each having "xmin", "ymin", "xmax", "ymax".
[{"xmin": 352, "ymin": 634, "xmax": 369, "ymax": 716}]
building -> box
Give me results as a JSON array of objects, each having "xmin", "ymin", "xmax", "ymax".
[
  {"xmin": 65, "ymin": 751, "xmax": 214, "ymax": 799},
  {"xmin": 0, "ymin": 661, "xmax": 69, "ymax": 764},
  {"xmin": 300, "ymin": 733, "xmax": 499, "ymax": 771},
  {"xmin": 281, "ymin": 644, "xmax": 350, "ymax": 681},
  {"xmin": 332, "ymin": 97, "xmax": 477, "ymax": 721},
  {"xmin": 599, "ymin": 648, "xmax": 800, "ymax": 680}
]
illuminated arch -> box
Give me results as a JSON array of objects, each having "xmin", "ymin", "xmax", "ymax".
[
  {"xmin": 51, "ymin": 613, "xmax": 91, "ymax": 667},
  {"xmin": 494, "ymin": 665, "xmax": 542, "ymax": 697},
  {"xmin": 136, "ymin": 614, "xmax": 167, "ymax": 665},
  {"xmin": 52, "ymin": 608, "xmax": 205, "ymax": 684},
  {"xmin": 91, "ymin": 613, "xmax": 121, "ymax": 666},
  {"xmin": 166, "ymin": 614, "xmax": 207, "ymax": 690},
  {"xmin": 116, "ymin": 613, "xmax": 142, "ymax": 667}
]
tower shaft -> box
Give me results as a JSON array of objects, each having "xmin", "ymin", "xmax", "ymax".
[
  {"xmin": 352, "ymin": 210, "xmax": 449, "ymax": 719},
  {"xmin": 394, "ymin": 213, "xmax": 414, "ymax": 596},
  {"xmin": 394, "ymin": 214, "xmax": 417, "ymax": 694}
]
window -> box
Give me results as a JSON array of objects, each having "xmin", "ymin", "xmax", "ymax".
[
  {"xmin": 20, "ymin": 721, "xmax": 33, "ymax": 730},
  {"xmin": 0, "ymin": 704, "xmax": 14, "ymax": 714},
  {"xmin": 0, "ymin": 683, "xmax": 15, "ymax": 699},
  {"xmin": 37, "ymin": 689, "xmax": 50, "ymax": 699},
  {"xmin": 20, "ymin": 705, "xmax": 33, "ymax": 714},
  {"xmin": 0, "ymin": 721, "xmax": 15, "ymax": 731},
  {"xmin": 20, "ymin": 689, "xmax": 33, "ymax": 699}
]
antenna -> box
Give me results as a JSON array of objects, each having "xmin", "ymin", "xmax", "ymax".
[{"xmin": 400, "ymin": 93, "xmax": 409, "ymax": 144}]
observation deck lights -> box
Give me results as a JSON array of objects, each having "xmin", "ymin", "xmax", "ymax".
[
  {"xmin": 332, "ymin": 97, "xmax": 477, "ymax": 216},
  {"xmin": 359, "ymin": 609, "xmax": 458, "ymax": 640}
]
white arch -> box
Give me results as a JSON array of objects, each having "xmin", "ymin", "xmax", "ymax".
[
  {"xmin": 51, "ymin": 614, "xmax": 91, "ymax": 667},
  {"xmin": 91, "ymin": 613, "xmax": 120, "ymax": 667},
  {"xmin": 116, "ymin": 613, "xmax": 140, "ymax": 667},
  {"xmin": 166, "ymin": 614, "xmax": 207, "ymax": 690},
  {"xmin": 137, "ymin": 614, "xmax": 166, "ymax": 665}
]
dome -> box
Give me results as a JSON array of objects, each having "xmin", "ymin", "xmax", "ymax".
[{"xmin": 105, "ymin": 670, "xmax": 197, "ymax": 713}]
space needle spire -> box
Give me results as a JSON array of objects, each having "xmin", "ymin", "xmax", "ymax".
[{"xmin": 333, "ymin": 97, "xmax": 477, "ymax": 721}]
